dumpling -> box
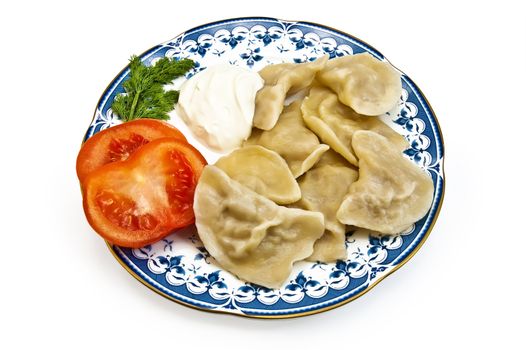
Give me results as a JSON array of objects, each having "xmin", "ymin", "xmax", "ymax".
[
  {"xmin": 253, "ymin": 55, "xmax": 328, "ymax": 130},
  {"xmin": 317, "ymin": 53, "xmax": 402, "ymax": 116},
  {"xmin": 315, "ymin": 147, "xmax": 359, "ymax": 170},
  {"xmin": 294, "ymin": 150, "xmax": 358, "ymax": 262},
  {"xmin": 215, "ymin": 145, "xmax": 301, "ymax": 204},
  {"xmin": 194, "ymin": 166, "xmax": 325, "ymax": 289},
  {"xmin": 295, "ymin": 150, "xmax": 358, "ymax": 235},
  {"xmin": 301, "ymin": 86, "xmax": 408, "ymax": 166},
  {"xmin": 337, "ymin": 130, "xmax": 434, "ymax": 234},
  {"xmin": 246, "ymin": 100, "xmax": 329, "ymax": 178}
]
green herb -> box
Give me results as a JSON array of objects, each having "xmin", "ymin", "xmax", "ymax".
[{"xmin": 111, "ymin": 55, "xmax": 194, "ymax": 122}]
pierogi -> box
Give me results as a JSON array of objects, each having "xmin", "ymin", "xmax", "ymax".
[
  {"xmin": 194, "ymin": 166, "xmax": 325, "ymax": 288},
  {"xmin": 294, "ymin": 150, "xmax": 359, "ymax": 262},
  {"xmin": 301, "ymin": 86, "xmax": 408, "ymax": 166},
  {"xmin": 215, "ymin": 145, "xmax": 301, "ymax": 205},
  {"xmin": 246, "ymin": 101, "xmax": 329, "ymax": 178},
  {"xmin": 191, "ymin": 54, "xmax": 435, "ymax": 289},
  {"xmin": 317, "ymin": 53, "xmax": 402, "ymax": 116},
  {"xmin": 337, "ymin": 131, "xmax": 434, "ymax": 234},
  {"xmin": 253, "ymin": 55, "xmax": 328, "ymax": 130}
]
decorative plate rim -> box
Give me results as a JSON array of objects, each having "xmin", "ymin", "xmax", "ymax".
[{"xmin": 82, "ymin": 16, "xmax": 446, "ymax": 319}]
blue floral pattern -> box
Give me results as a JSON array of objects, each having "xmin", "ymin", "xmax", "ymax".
[{"xmin": 86, "ymin": 17, "xmax": 445, "ymax": 317}]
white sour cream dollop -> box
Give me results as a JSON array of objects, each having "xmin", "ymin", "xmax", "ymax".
[{"xmin": 177, "ymin": 64, "xmax": 264, "ymax": 152}]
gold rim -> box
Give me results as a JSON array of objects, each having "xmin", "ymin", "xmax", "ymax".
[{"xmin": 80, "ymin": 17, "xmax": 446, "ymax": 319}]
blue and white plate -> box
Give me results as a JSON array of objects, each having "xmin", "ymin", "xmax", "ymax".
[{"xmin": 84, "ymin": 17, "xmax": 445, "ymax": 318}]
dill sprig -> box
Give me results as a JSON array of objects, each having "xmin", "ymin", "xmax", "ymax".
[{"xmin": 111, "ymin": 55, "xmax": 194, "ymax": 122}]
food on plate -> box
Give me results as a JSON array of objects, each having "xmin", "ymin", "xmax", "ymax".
[
  {"xmin": 76, "ymin": 119, "xmax": 187, "ymax": 183},
  {"xmin": 82, "ymin": 138, "xmax": 206, "ymax": 248},
  {"xmin": 215, "ymin": 145, "xmax": 301, "ymax": 205},
  {"xmin": 193, "ymin": 166, "xmax": 325, "ymax": 288},
  {"xmin": 112, "ymin": 55, "xmax": 194, "ymax": 121},
  {"xmin": 246, "ymin": 101, "xmax": 329, "ymax": 178},
  {"xmin": 177, "ymin": 64, "xmax": 264, "ymax": 151},
  {"xmin": 301, "ymin": 85, "xmax": 408, "ymax": 166},
  {"xmin": 337, "ymin": 130, "xmax": 434, "ymax": 234},
  {"xmin": 292, "ymin": 150, "xmax": 359, "ymax": 262},
  {"xmin": 314, "ymin": 146, "xmax": 355, "ymax": 168},
  {"xmin": 253, "ymin": 55, "xmax": 328, "ymax": 130},
  {"xmin": 317, "ymin": 53, "xmax": 402, "ymax": 116},
  {"xmin": 82, "ymin": 49, "xmax": 436, "ymax": 290}
]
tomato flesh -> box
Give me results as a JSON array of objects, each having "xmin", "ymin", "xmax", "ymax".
[
  {"xmin": 77, "ymin": 119, "xmax": 187, "ymax": 183},
  {"xmin": 83, "ymin": 138, "xmax": 206, "ymax": 248},
  {"xmin": 108, "ymin": 133, "xmax": 150, "ymax": 162},
  {"xmin": 165, "ymin": 150, "xmax": 196, "ymax": 212},
  {"xmin": 95, "ymin": 191, "xmax": 160, "ymax": 231}
]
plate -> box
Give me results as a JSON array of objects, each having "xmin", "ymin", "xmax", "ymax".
[{"xmin": 84, "ymin": 17, "xmax": 445, "ymax": 318}]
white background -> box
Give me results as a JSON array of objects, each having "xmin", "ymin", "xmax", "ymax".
[{"xmin": 1, "ymin": 1, "xmax": 525, "ymax": 349}]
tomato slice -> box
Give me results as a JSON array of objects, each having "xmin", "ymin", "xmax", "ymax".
[
  {"xmin": 82, "ymin": 138, "xmax": 206, "ymax": 248},
  {"xmin": 76, "ymin": 119, "xmax": 187, "ymax": 183}
]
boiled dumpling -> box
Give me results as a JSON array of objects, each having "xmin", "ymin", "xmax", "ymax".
[
  {"xmin": 294, "ymin": 150, "xmax": 358, "ymax": 262},
  {"xmin": 296, "ymin": 149, "xmax": 357, "ymax": 236},
  {"xmin": 317, "ymin": 53, "xmax": 402, "ymax": 116},
  {"xmin": 246, "ymin": 100, "xmax": 329, "ymax": 178},
  {"xmin": 301, "ymin": 86, "xmax": 408, "ymax": 166},
  {"xmin": 215, "ymin": 145, "xmax": 301, "ymax": 205},
  {"xmin": 194, "ymin": 166, "xmax": 325, "ymax": 288},
  {"xmin": 309, "ymin": 231, "xmax": 346, "ymax": 263},
  {"xmin": 253, "ymin": 55, "xmax": 328, "ymax": 130},
  {"xmin": 314, "ymin": 147, "xmax": 356, "ymax": 169},
  {"xmin": 337, "ymin": 130, "xmax": 434, "ymax": 234}
]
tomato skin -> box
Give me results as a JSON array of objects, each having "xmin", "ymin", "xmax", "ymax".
[
  {"xmin": 76, "ymin": 119, "xmax": 187, "ymax": 183},
  {"xmin": 82, "ymin": 138, "xmax": 206, "ymax": 248}
]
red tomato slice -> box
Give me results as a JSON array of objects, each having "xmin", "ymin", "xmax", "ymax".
[
  {"xmin": 82, "ymin": 138, "xmax": 206, "ymax": 248},
  {"xmin": 76, "ymin": 119, "xmax": 187, "ymax": 183}
]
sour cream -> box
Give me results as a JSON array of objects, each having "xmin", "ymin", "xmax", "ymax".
[{"xmin": 177, "ymin": 64, "xmax": 264, "ymax": 152}]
